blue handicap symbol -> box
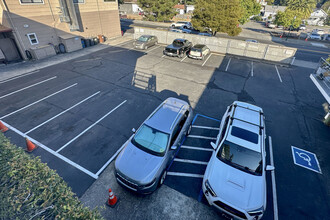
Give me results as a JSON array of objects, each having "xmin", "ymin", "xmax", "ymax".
[{"xmin": 291, "ymin": 146, "xmax": 322, "ymax": 174}]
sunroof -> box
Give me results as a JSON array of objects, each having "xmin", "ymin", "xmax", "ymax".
[{"xmin": 231, "ymin": 126, "xmax": 258, "ymax": 144}]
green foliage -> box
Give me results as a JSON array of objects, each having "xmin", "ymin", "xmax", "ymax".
[
  {"xmin": 0, "ymin": 133, "xmax": 103, "ymax": 220},
  {"xmin": 274, "ymin": 9, "xmax": 303, "ymax": 28},
  {"xmin": 192, "ymin": 0, "xmax": 242, "ymax": 36},
  {"xmin": 239, "ymin": 0, "xmax": 261, "ymax": 24},
  {"xmin": 252, "ymin": 15, "xmax": 263, "ymax": 21},
  {"xmin": 137, "ymin": 0, "xmax": 179, "ymax": 21},
  {"xmin": 287, "ymin": 0, "xmax": 317, "ymax": 19},
  {"xmin": 321, "ymin": 0, "xmax": 330, "ymax": 13}
]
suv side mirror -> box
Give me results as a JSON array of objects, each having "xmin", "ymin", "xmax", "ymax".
[
  {"xmin": 132, "ymin": 128, "xmax": 136, "ymax": 133},
  {"xmin": 210, "ymin": 142, "xmax": 217, "ymax": 150},
  {"xmin": 266, "ymin": 165, "xmax": 275, "ymax": 171},
  {"xmin": 171, "ymin": 145, "xmax": 177, "ymax": 150}
]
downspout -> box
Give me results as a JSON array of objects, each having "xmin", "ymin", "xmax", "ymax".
[{"xmin": 1, "ymin": 0, "xmax": 27, "ymax": 59}]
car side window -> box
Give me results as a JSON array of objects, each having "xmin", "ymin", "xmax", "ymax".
[{"xmin": 170, "ymin": 110, "xmax": 189, "ymax": 146}]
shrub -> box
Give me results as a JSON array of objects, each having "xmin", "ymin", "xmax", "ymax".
[{"xmin": 0, "ymin": 133, "xmax": 103, "ymax": 220}]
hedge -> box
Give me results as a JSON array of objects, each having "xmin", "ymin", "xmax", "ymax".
[{"xmin": 0, "ymin": 133, "xmax": 103, "ymax": 220}]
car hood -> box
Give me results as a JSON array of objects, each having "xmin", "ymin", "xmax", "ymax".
[
  {"xmin": 115, "ymin": 141, "xmax": 164, "ymax": 184},
  {"xmin": 207, "ymin": 157, "xmax": 265, "ymax": 210},
  {"xmin": 166, "ymin": 44, "xmax": 183, "ymax": 50}
]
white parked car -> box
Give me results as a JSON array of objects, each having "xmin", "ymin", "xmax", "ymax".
[
  {"xmin": 171, "ymin": 21, "xmax": 192, "ymax": 29},
  {"xmin": 312, "ymin": 29, "xmax": 325, "ymax": 35},
  {"xmin": 203, "ymin": 101, "xmax": 274, "ymax": 220},
  {"xmin": 309, "ymin": 33, "xmax": 322, "ymax": 40}
]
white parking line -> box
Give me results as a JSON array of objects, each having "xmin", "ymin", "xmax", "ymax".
[
  {"xmin": 202, "ymin": 53, "xmax": 212, "ymax": 66},
  {"xmin": 167, "ymin": 172, "xmax": 204, "ymax": 178},
  {"xmin": 96, "ymin": 134, "xmax": 134, "ymax": 176},
  {"xmin": 180, "ymin": 56, "xmax": 187, "ymax": 62},
  {"xmin": 1, "ymin": 121, "xmax": 98, "ymax": 179},
  {"xmin": 187, "ymin": 135, "xmax": 217, "ymax": 140},
  {"xmin": 192, "ymin": 125, "xmax": 219, "ymax": 130},
  {"xmin": 25, "ymin": 91, "xmax": 100, "ymax": 134},
  {"xmin": 0, "ymin": 76, "xmax": 57, "ymax": 100},
  {"xmin": 161, "ymin": 55, "xmax": 165, "ymax": 58},
  {"xmin": 0, "ymin": 70, "xmax": 40, "ymax": 84},
  {"xmin": 146, "ymin": 45, "xmax": 161, "ymax": 53},
  {"xmin": 0, "ymin": 83, "xmax": 78, "ymax": 120},
  {"xmin": 225, "ymin": 58, "xmax": 231, "ymax": 71},
  {"xmin": 174, "ymin": 158, "xmax": 208, "ymax": 165},
  {"xmin": 269, "ymin": 136, "xmax": 279, "ymax": 220},
  {"xmin": 181, "ymin": 145, "xmax": 213, "ymax": 152},
  {"xmin": 56, "ymin": 100, "xmax": 127, "ymax": 153},
  {"xmin": 251, "ymin": 61, "xmax": 254, "ymax": 77},
  {"xmin": 275, "ymin": 65, "xmax": 282, "ymax": 83}
]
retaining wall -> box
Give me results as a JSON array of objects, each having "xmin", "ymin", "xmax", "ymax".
[{"xmin": 134, "ymin": 26, "xmax": 297, "ymax": 64}]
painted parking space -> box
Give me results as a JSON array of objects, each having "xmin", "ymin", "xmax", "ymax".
[
  {"xmin": 202, "ymin": 53, "xmax": 226, "ymax": 69},
  {"xmin": 165, "ymin": 114, "xmax": 220, "ymax": 200}
]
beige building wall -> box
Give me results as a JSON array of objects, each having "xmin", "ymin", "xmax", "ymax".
[{"xmin": 2, "ymin": 0, "xmax": 121, "ymax": 58}]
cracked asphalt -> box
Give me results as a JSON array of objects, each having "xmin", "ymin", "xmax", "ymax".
[{"xmin": 1, "ymin": 40, "xmax": 329, "ymax": 219}]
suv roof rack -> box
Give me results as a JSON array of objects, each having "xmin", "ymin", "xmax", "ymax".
[{"xmin": 230, "ymin": 103, "xmax": 264, "ymax": 135}]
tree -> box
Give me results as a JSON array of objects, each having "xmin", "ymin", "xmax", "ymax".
[
  {"xmin": 321, "ymin": 0, "xmax": 330, "ymax": 13},
  {"xmin": 239, "ymin": 0, "xmax": 261, "ymax": 24},
  {"xmin": 137, "ymin": 0, "xmax": 179, "ymax": 22},
  {"xmin": 274, "ymin": 9, "xmax": 303, "ymax": 28},
  {"xmin": 287, "ymin": 0, "xmax": 317, "ymax": 19},
  {"xmin": 191, "ymin": 0, "xmax": 242, "ymax": 36}
]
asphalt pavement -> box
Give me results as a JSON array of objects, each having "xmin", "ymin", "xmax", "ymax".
[{"xmin": 1, "ymin": 39, "xmax": 329, "ymax": 219}]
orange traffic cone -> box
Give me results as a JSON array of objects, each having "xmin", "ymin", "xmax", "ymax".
[
  {"xmin": 26, "ymin": 138, "xmax": 37, "ymax": 152},
  {"xmin": 0, "ymin": 121, "xmax": 8, "ymax": 132},
  {"xmin": 305, "ymin": 38, "xmax": 308, "ymax": 41},
  {"xmin": 106, "ymin": 188, "xmax": 118, "ymax": 208}
]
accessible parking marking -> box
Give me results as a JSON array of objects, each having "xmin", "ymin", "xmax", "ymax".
[
  {"xmin": 0, "ymin": 83, "xmax": 78, "ymax": 120},
  {"xmin": 291, "ymin": 146, "xmax": 322, "ymax": 174},
  {"xmin": 56, "ymin": 100, "xmax": 127, "ymax": 153},
  {"xmin": 180, "ymin": 145, "xmax": 213, "ymax": 152},
  {"xmin": 192, "ymin": 125, "xmax": 219, "ymax": 130},
  {"xmin": 0, "ymin": 76, "xmax": 57, "ymax": 100},
  {"xmin": 251, "ymin": 61, "xmax": 254, "ymax": 77},
  {"xmin": 275, "ymin": 65, "xmax": 283, "ymax": 83},
  {"xmin": 180, "ymin": 56, "xmax": 187, "ymax": 62},
  {"xmin": 25, "ymin": 91, "xmax": 101, "ymax": 134},
  {"xmin": 1, "ymin": 120, "xmax": 98, "ymax": 179},
  {"xmin": 174, "ymin": 158, "xmax": 208, "ymax": 165},
  {"xmin": 187, "ymin": 135, "xmax": 217, "ymax": 140},
  {"xmin": 167, "ymin": 172, "xmax": 204, "ymax": 178}
]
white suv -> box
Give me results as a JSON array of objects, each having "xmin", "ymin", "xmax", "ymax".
[
  {"xmin": 202, "ymin": 101, "xmax": 274, "ymax": 220},
  {"xmin": 171, "ymin": 21, "xmax": 192, "ymax": 29}
]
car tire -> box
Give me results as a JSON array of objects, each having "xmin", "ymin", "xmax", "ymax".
[{"xmin": 159, "ymin": 170, "xmax": 167, "ymax": 186}]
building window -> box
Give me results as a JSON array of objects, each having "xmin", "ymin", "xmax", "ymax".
[
  {"xmin": 20, "ymin": 0, "xmax": 44, "ymax": 3},
  {"xmin": 73, "ymin": 0, "xmax": 84, "ymax": 3},
  {"xmin": 104, "ymin": 0, "xmax": 116, "ymax": 2},
  {"xmin": 27, "ymin": 33, "xmax": 39, "ymax": 45}
]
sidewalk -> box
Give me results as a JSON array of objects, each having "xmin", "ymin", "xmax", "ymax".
[
  {"xmin": 0, "ymin": 35, "xmax": 133, "ymax": 82},
  {"xmin": 80, "ymin": 162, "xmax": 220, "ymax": 220}
]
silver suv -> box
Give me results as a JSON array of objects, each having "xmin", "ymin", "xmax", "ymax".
[
  {"xmin": 115, "ymin": 97, "xmax": 193, "ymax": 194},
  {"xmin": 202, "ymin": 101, "xmax": 274, "ymax": 220}
]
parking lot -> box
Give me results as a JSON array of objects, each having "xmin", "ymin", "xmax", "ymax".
[{"xmin": 1, "ymin": 40, "xmax": 329, "ymax": 219}]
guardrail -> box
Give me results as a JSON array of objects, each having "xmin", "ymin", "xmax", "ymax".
[{"xmin": 134, "ymin": 26, "xmax": 297, "ymax": 64}]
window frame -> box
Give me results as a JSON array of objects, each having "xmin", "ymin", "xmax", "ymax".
[
  {"xmin": 103, "ymin": 0, "xmax": 116, "ymax": 2},
  {"xmin": 27, "ymin": 33, "xmax": 39, "ymax": 45},
  {"xmin": 19, "ymin": 0, "xmax": 44, "ymax": 5},
  {"xmin": 73, "ymin": 0, "xmax": 85, "ymax": 4}
]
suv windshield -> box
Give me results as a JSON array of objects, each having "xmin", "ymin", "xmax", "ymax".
[
  {"xmin": 132, "ymin": 124, "xmax": 169, "ymax": 156},
  {"xmin": 138, "ymin": 36, "xmax": 149, "ymax": 42},
  {"xmin": 217, "ymin": 141, "xmax": 262, "ymax": 175}
]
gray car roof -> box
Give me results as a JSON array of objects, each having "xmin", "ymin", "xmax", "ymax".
[{"xmin": 144, "ymin": 97, "xmax": 189, "ymax": 134}]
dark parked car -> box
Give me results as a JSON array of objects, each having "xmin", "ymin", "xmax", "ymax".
[
  {"xmin": 163, "ymin": 39, "xmax": 192, "ymax": 58},
  {"xmin": 133, "ymin": 35, "xmax": 158, "ymax": 50},
  {"xmin": 115, "ymin": 97, "xmax": 193, "ymax": 194}
]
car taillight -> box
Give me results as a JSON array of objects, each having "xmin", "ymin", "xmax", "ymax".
[
  {"xmin": 200, "ymin": 52, "xmax": 202, "ymax": 57},
  {"xmin": 177, "ymin": 50, "xmax": 179, "ymax": 55}
]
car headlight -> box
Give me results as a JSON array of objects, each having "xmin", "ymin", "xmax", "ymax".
[
  {"xmin": 205, "ymin": 180, "xmax": 217, "ymax": 197},
  {"xmin": 248, "ymin": 206, "xmax": 264, "ymax": 217}
]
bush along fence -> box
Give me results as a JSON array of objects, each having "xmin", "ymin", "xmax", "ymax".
[{"xmin": 0, "ymin": 133, "xmax": 103, "ymax": 220}]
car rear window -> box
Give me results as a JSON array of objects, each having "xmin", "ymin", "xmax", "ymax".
[
  {"xmin": 231, "ymin": 126, "xmax": 258, "ymax": 144},
  {"xmin": 173, "ymin": 40, "xmax": 184, "ymax": 46}
]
